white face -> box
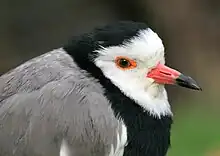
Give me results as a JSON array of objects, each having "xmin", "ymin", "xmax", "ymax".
[{"xmin": 93, "ymin": 28, "xmax": 172, "ymax": 118}]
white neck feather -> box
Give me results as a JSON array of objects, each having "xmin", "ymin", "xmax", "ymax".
[{"xmin": 103, "ymin": 74, "xmax": 172, "ymax": 118}]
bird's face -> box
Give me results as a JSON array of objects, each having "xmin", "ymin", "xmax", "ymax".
[
  {"xmin": 94, "ymin": 29, "xmax": 166, "ymax": 97},
  {"xmin": 92, "ymin": 27, "xmax": 201, "ymax": 117},
  {"xmin": 65, "ymin": 21, "xmax": 201, "ymax": 117}
]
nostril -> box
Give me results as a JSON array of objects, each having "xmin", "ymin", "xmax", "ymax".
[{"xmin": 160, "ymin": 71, "xmax": 171, "ymax": 76}]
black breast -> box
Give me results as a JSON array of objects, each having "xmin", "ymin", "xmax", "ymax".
[{"xmin": 103, "ymin": 85, "xmax": 172, "ymax": 156}]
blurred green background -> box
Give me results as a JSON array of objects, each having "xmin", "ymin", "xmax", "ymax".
[{"xmin": 0, "ymin": 0, "xmax": 220, "ymax": 155}]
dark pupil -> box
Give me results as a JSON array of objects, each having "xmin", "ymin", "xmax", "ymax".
[{"xmin": 119, "ymin": 59, "xmax": 130, "ymax": 68}]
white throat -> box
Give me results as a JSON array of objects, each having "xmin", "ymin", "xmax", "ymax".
[
  {"xmin": 115, "ymin": 81, "xmax": 172, "ymax": 118},
  {"xmin": 101, "ymin": 71, "xmax": 172, "ymax": 118}
]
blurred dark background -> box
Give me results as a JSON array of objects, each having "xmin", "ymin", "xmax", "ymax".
[{"xmin": 0, "ymin": 0, "xmax": 220, "ymax": 155}]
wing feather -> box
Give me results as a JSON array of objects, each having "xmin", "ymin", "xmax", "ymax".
[{"xmin": 0, "ymin": 49, "xmax": 122, "ymax": 156}]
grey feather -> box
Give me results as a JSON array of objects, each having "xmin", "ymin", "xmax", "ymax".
[{"xmin": 0, "ymin": 48, "xmax": 122, "ymax": 156}]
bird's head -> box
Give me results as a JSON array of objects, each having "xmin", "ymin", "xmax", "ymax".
[{"xmin": 64, "ymin": 21, "xmax": 201, "ymax": 117}]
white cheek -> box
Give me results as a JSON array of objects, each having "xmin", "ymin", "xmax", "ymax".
[
  {"xmin": 95, "ymin": 60, "xmax": 115, "ymax": 70},
  {"xmin": 96, "ymin": 59, "xmax": 149, "ymax": 88},
  {"xmin": 94, "ymin": 58, "xmax": 172, "ymax": 117},
  {"xmin": 96, "ymin": 59, "xmax": 130, "ymax": 76}
]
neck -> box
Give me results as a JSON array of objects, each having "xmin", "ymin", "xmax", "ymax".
[
  {"xmin": 102, "ymin": 83, "xmax": 173, "ymax": 156},
  {"xmin": 64, "ymin": 48, "xmax": 173, "ymax": 156}
]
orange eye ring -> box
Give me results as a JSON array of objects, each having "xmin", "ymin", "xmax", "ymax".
[{"xmin": 115, "ymin": 56, "xmax": 137, "ymax": 70}]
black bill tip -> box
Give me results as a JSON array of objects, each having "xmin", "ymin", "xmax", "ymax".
[{"xmin": 176, "ymin": 74, "xmax": 202, "ymax": 91}]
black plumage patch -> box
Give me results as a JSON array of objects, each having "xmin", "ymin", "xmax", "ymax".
[{"xmin": 63, "ymin": 21, "xmax": 172, "ymax": 156}]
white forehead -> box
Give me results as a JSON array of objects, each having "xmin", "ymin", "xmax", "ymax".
[{"xmin": 95, "ymin": 28, "xmax": 165, "ymax": 59}]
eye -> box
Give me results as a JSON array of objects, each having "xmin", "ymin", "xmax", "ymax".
[{"xmin": 115, "ymin": 56, "xmax": 137, "ymax": 70}]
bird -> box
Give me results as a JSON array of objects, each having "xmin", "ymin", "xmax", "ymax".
[{"xmin": 0, "ymin": 21, "xmax": 201, "ymax": 156}]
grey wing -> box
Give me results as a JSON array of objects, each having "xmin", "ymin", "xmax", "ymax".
[
  {"xmin": 0, "ymin": 48, "xmax": 75, "ymax": 102},
  {"xmin": 0, "ymin": 49, "xmax": 122, "ymax": 156}
]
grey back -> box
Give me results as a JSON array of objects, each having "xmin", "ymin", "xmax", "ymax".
[{"xmin": 0, "ymin": 49, "xmax": 121, "ymax": 156}]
